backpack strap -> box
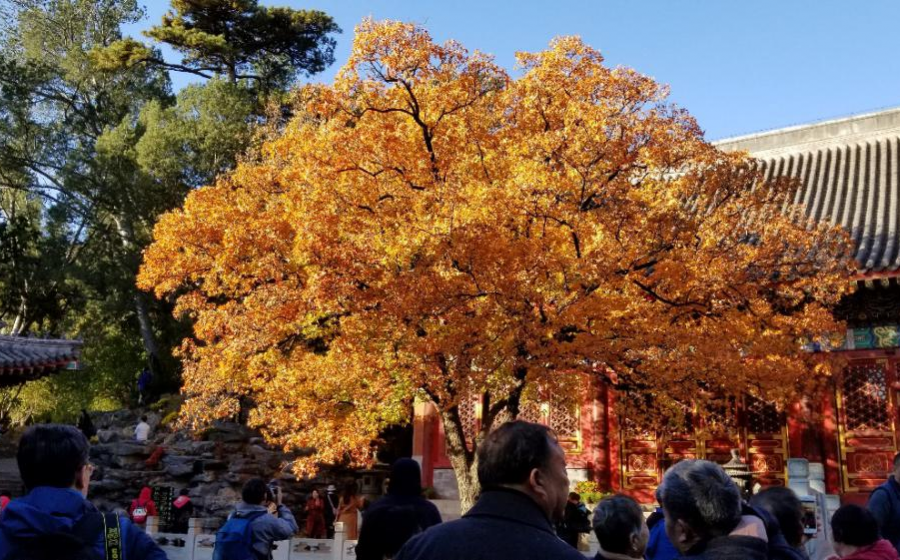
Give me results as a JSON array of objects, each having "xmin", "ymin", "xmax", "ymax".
[{"xmin": 101, "ymin": 513, "xmax": 124, "ymax": 560}]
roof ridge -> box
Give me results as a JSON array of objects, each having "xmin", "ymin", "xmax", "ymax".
[{"xmin": 714, "ymin": 105, "xmax": 900, "ymax": 146}]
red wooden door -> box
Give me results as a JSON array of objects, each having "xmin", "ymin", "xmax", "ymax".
[{"xmin": 837, "ymin": 359, "xmax": 898, "ymax": 492}]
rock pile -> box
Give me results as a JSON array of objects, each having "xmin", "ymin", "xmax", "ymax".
[{"xmin": 87, "ymin": 408, "xmax": 321, "ymax": 527}]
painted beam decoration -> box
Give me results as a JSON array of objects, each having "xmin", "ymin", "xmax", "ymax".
[{"xmin": 802, "ymin": 326, "xmax": 900, "ymax": 352}]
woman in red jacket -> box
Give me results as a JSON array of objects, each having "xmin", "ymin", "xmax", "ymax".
[
  {"xmin": 305, "ymin": 488, "xmax": 327, "ymax": 539},
  {"xmin": 831, "ymin": 504, "xmax": 899, "ymax": 560},
  {"xmin": 128, "ymin": 486, "xmax": 159, "ymax": 525}
]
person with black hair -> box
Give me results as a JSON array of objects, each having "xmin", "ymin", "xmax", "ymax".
[
  {"xmin": 217, "ymin": 477, "xmax": 298, "ymax": 560},
  {"xmin": 395, "ymin": 420, "xmax": 584, "ymax": 560},
  {"xmin": 0, "ymin": 424, "xmax": 165, "ymax": 559},
  {"xmin": 557, "ymin": 491, "xmax": 591, "ymax": 548},
  {"xmin": 76, "ymin": 409, "xmax": 96, "ymax": 440},
  {"xmin": 749, "ymin": 486, "xmax": 805, "ymax": 549},
  {"xmin": 172, "ymin": 488, "xmax": 194, "ymax": 534},
  {"xmin": 869, "ymin": 452, "xmax": 900, "ymax": 555},
  {"xmin": 356, "ymin": 458, "xmax": 442, "ymax": 560},
  {"xmin": 831, "ymin": 504, "xmax": 898, "ymax": 560},
  {"xmin": 592, "ymin": 494, "xmax": 649, "ymax": 559}
]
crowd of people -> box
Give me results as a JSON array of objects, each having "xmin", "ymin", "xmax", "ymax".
[{"xmin": 1, "ymin": 421, "xmax": 900, "ymax": 559}]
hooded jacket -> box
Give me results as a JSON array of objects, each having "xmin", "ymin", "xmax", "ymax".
[
  {"xmin": 838, "ymin": 540, "xmax": 900, "ymax": 560},
  {"xmin": 0, "ymin": 486, "xmax": 166, "ymax": 560},
  {"xmin": 356, "ymin": 458, "xmax": 442, "ymax": 560},
  {"xmin": 129, "ymin": 487, "xmax": 158, "ymax": 522}
]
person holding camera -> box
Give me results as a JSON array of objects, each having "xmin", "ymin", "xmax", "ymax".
[{"xmin": 214, "ymin": 478, "xmax": 298, "ymax": 560}]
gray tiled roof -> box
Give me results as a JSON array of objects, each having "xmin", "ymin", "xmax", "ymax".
[
  {"xmin": 716, "ymin": 107, "xmax": 900, "ymax": 275},
  {"xmin": 0, "ymin": 335, "xmax": 81, "ymax": 386}
]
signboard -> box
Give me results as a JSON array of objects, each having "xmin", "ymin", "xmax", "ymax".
[{"xmin": 152, "ymin": 486, "xmax": 175, "ymax": 532}]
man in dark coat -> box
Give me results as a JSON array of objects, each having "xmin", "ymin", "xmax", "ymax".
[
  {"xmin": 356, "ymin": 458, "xmax": 442, "ymax": 560},
  {"xmin": 395, "ymin": 421, "xmax": 584, "ymax": 560},
  {"xmin": 869, "ymin": 451, "xmax": 900, "ymax": 555}
]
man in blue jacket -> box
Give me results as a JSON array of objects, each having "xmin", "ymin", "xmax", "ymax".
[
  {"xmin": 228, "ymin": 478, "xmax": 298, "ymax": 560},
  {"xmin": 395, "ymin": 420, "xmax": 585, "ymax": 560},
  {"xmin": 0, "ymin": 423, "xmax": 166, "ymax": 560},
  {"xmin": 868, "ymin": 451, "xmax": 900, "ymax": 555}
]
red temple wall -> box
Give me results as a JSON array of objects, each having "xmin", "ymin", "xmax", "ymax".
[{"xmin": 415, "ymin": 350, "xmax": 900, "ymax": 503}]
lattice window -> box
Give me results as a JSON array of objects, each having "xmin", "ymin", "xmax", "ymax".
[
  {"xmin": 517, "ymin": 400, "xmax": 545, "ymax": 424},
  {"xmin": 458, "ymin": 396, "xmax": 479, "ymax": 443},
  {"xmin": 700, "ymin": 398, "xmax": 738, "ymax": 433},
  {"xmin": 746, "ymin": 397, "xmax": 783, "ymax": 435},
  {"xmin": 549, "ymin": 404, "xmax": 580, "ymax": 439},
  {"xmin": 843, "ymin": 363, "xmax": 890, "ymax": 432}
]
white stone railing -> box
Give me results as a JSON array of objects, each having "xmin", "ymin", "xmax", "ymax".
[{"xmin": 144, "ymin": 518, "xmax": 357, "ymax": 560}]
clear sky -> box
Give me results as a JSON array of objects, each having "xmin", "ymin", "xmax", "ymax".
[{"xmin": 124, "ymin": 0, "xmax": 900, "ymax": 141}]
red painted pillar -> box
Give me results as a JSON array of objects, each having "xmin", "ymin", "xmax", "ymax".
[
  {"xmin": 821, "ymin": 383, "xmax": 842, "ymax": 494},
  {"xmin": 412, "ymin": 401, "xmax": 436, "ymax": 487},
  {"xmin": 592, "ymin": 380, "xmax": 611, "ymax": 491},
  {"xmin": 608, "ymin": 384, "xmax": 621, "ymax": 493}
]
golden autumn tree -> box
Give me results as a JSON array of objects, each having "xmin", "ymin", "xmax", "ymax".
[{"xmin": 139, "ymin": 20, "xmax": 851, "ymax": 508}]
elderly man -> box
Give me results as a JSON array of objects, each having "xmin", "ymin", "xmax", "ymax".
[
  {"xmin": 658, "ymin": 459, "xmax": 768, "ymax": 560},
  {"xmin": 395, "ymin": 420, "xmax": 584, "ymax": 560}
]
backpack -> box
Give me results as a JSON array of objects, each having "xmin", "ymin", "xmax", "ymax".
[
  {"xmin": 7, "ymin": 512, "xmax": 122, "ymax": 560},
  {"xmin": 212, "ymin": 510, "xmax": 267, "ymax": 560},
  {"xmin": 131, "ymin": 505, "xmax": 148, "ymax": 524}
]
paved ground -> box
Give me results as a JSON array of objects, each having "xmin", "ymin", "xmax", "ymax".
[{"xmin": 0, "ymin": 458, "xmax": 24, "ymax": 497}]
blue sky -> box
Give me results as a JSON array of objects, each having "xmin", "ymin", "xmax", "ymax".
[{"xmin": 124, "ymin": 1, "xmax": 900, "ymax": 141}]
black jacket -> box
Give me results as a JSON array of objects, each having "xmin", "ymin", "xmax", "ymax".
[
  {"xmin": 870, "ymin": 476, "xmax": 900, "ymax": 553},
  {"xmin": 355, "ymin": 494, "xmax": 442, "ymax": 560},
  {"xmin": 746, "ymin": 503, "xmax": 808, "ymax": 560},
  {"xmin": 680, "ymin": 535, "xmax": 769, "ymax": 560},
  {"xmin": 395, "ymin": 489, "xmax": 584, "ymax": 560}
]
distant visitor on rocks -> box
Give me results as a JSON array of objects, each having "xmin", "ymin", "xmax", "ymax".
[
  {"xmin": 134, "ymin": 415, "xmax": 151, "ymax": 443},
  {"xmin": 77, "ymin": 409, "xmax": 96, "ymax": 440},
  {"xmin": 394, "ymin": 420, "xmax": 584, "ymax": 560},
  {"xmin": 0, "ymin": 424, "xmax": 166, "ymax": 559},
  {"xmin": 356, "ymin": 458, "xmax": 442, "ymax": 560},
  {"xmin": 129, "ymin": 486, "xmax": 158, "ymax": 525},
  {"xmin": 213, "ymin": 477, "xmax": 298, "ymax": 560},
  {"xmin": 137, "ymin": 367, "xmax": 152, "ymax": 405}
]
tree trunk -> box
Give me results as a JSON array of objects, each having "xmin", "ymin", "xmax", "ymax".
[
  {"xmin": 439, "ymin": 408, "xmax": 480, "ymax": 513},
  {"xmin": 114, "ymin": 215, "xmax": 161, "ymax": 375}
]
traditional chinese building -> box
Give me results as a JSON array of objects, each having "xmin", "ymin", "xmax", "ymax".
[
  {"xmin": 413, "ymin": 107, "xmax": 900, "ymax": 504},
  {"xmin": 0, "ymin": 334, "xmax": 81, "ymax": 387}
]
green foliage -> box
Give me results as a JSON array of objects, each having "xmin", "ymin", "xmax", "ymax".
[
  {"xmin": 573, "ymin": 480, "xmax": 610, "ymax": 505},
  {"xmin": 0, "ymin": 0, "xmax": 339, "ymax": 422},
  {"xmin": 144, "ymin": 0, "xmax": 340, "ymax": 93}
]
